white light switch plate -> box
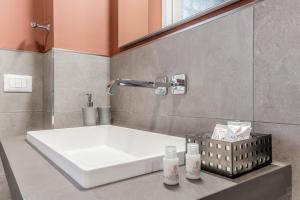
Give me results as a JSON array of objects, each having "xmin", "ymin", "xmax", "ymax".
[{"xmin": 3, "ymin": 74, "xmax": 32, "ymax": 93}]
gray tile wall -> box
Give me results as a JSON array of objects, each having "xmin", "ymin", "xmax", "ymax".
[
  {"xmin": 111, "ymin": 7, "xmax": 254, "ymax": 135},
  {"xmin": 52, "ymin": 49, "xmax": 110, "ymax": 128},
  {"xmin": 43, "ymin": 50, "xmax": 54, "ymax": 129},
  {"xmin": 0, "ymin": 0, "xmax": 299, "ymax": 199},
  {"xmin": 111, "ymin": 1, "xmax": 300, "ymax": 199},
  {"xmin": 0, "ymin": 48, "xmax": 110, "ymax": 133},
  {"xmin": 254, "ymin": 123, "xmax": 300, "ymax": 199},
  {"xmin": 0, "ymin": 49, "xmax": 111, "ymax": 199},
  {"xmin": 0, "ymin": 49, "xmax": 45, "ymax": 136},
  {"xmin": 254, "ymin": 0, "xmax": 300, "ymax": 199},
  {"xmin": 0, "ymin": 49, "xmax": 45, "ymax": 200}
]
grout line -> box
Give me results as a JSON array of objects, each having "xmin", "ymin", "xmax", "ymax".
[
  {"xmin": 0, "ymin": 48, "xmax": 44, "ymax": 55},
  {"xmin": 51, "ymin": 49, "xmax": 55, "ymax": 128},
  {"xmin": 53, "ymin": 111, "xmax": 82, "ymax": 113},
  {"xmin": 111, "ymin": 110, "xmax": 250, "ymax": 121},
  {"xmin": 0, "ymin": 111, "xmax": 44, "ymax": 114},
  {"xmin": 52, "ymin": 48, "xmax": 111, "ymax": 58},
  {"xmin": 252, "ymin": 121, "xmax": 300, "ymax": 127},
  {"xmin": 252, "ymin": 5, "xmax": 256, "ymax": 132},
  {"xmin": 0, "ymin": 48, "xmax": 111, "ymax": 58},
  {"xmin": 111, "ymin": 110, "xmax": 300, "ymax": 127}
]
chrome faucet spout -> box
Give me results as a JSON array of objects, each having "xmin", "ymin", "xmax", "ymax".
[
  {"xmin": 107, "ymin": 79, "xmax": 159, "ymax": 95},
  {"xmin": 107, "ymin": 74, "xmax": 186, "ymax": 96},
  {"xmin": 118, "ymin": 79, "xmax": 156, "ymax": 88}
]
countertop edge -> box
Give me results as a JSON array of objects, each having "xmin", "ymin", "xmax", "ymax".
[{"xmin": 0, "ymin": 136, "xmax": 292, "ymax": 200}]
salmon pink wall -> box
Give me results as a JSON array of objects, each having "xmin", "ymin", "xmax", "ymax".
[
  {"xmin": 53, "ymin": 0, "xmax": 110, "ymax": 56},
  {"xmin": 43, "ymin": 0, "xmax": 54, "ymax": 51},
  {"xmin": 118, "ymin": 0, "xmax": 149, "ymax": 47},
  {"xmin": 0, "ymin": 0, "xmax": 53, "ymax": 52},
  {"xmin": 0, "ymin": 0, "xmax": 162, "ymax": 55},
  {"xmin": 0, "ymin": 0, "xmax": 109, "ymax": 55},
  {"xmin": 148, "ymin": 0, "xmax": 162, "ymax": 33},
  {"xmin": 0, "ymin": 0, "xmax": 246, "ymax": 55},
  {"xmin": 117, "ymin": 0, "xmax": 162, "ymax": 47},
  {"xmin": 110, "ymin": 0, "xmax": 119, "ymax": 55}
]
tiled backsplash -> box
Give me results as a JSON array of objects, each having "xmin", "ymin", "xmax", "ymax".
[
  {"xmin": 0, "ymin": 48, "xmax": 110, "ymax": 200},
  {"xmin": 0, "ymin": 49, "xmax": 44, "ymax": 200},
  {"xmin": 0, "ymin": 48, "xmax": 110, "ymax": 134},
  {"xmin": 0, "ymin": 49, "xmax": 44, "ymax": 137},
  {"xmin": 253, "ymin": 0, "xmax": 300, "ymax": 199},
  {"xmin": 111, "ymin": 7, "xmax": 254, "ymax": 135},
  {"xmin": 51, "ymin": 49, "xmax": 110, "ymax": 128},
  {"xmin": 111, "ymin": 2, "xmax": 300, "ymax": 199},
  {"xmin": 43, "ymin": 50, "xmax": 54, "ymax": 129},
  {"xmin": 0, "ymin": 0, "xmax": 299, "ymax": 199}
]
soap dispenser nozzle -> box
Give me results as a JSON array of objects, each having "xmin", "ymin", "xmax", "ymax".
[{"xmin": 86, "ymin": 93, "xmax": 93, "ymax": 107}]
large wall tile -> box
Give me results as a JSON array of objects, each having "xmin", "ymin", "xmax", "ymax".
[
  {"xmin": 53, "ymin": 112, "xmax": 83, "ymax": 129},
  {"xmin": 43, "ymin": 50, "xmax": 54, "ymax": 113},
  {"xmin": 43, "ymin": 112, "xmax": 53, "ymax": 130},
  {"xmin": 53, "ymin": 49, "xmax": 110, "ymax": 113},
  {"xmin": 254, "ymin": 122, "xmax": 300, "ymax": 200},
  {"xmin": 254, "ymin": 0, "xmax": 300, "ymax": 124},
  {"xmin": 113, "ymin": 111, "xmax": 229, "ymax": 137},
  {"xmin": 0, "ymin": 112, "xmax": 44, "ymax": 138},
  {"xmin": 0, "ymin": 50, "xmax": 44, "ymax": 112},
  {"xmin": 54, "ymin": 88, "xmax": 108, "ymax": 113},
  {"xmin": 111, "ymin": 7, "xmax": 254, "ymax": 121},
  {"xmin": 0, "ymin": 49, "xmax": 45, "ymax": 200}
]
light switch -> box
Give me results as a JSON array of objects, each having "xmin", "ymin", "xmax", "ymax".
[
  {"xmin": 9, "ymin": 79, "xmax": 15, "ymax": 88},
  {"xmin": 3, "ymin": 74, "xmax": 32, "ymax": 93},
  {"xmin": 21, "ymin": 79, "xmax": 27, "ymax": 88},
  {"xmin": 15, "ymin": 79, "xmax": 22, "ymax": 88}
]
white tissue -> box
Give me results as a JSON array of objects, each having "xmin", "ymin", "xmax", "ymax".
[
  {"xmin": 212, "ymin": 121, "xmax": 252, "ymax": 142},
  {"xmin": 211, "ymin": 124, "xmax": 228, "ymax": 141}
]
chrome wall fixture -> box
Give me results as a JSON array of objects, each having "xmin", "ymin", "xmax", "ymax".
[
  {"xmin": 107, "ymin": 74, "xmax": 187, "ymax": 96},
  {"xmin": 30, "ymin": 21, "xmax": 51, "ymax": 32}
]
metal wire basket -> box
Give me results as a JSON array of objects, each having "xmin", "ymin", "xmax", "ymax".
[{"xmin": 186, "ymin": 133, "xmax": 272, "ymax": 178}]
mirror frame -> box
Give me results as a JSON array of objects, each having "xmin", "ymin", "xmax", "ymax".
[{"xmin": 119, "ymin": 0, "xmax": 243, "ymax": 48}]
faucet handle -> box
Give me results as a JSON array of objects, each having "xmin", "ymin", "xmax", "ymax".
[
  {"xmin": 170, "ymin": 74, "xmax": 186, "ymax": 95},
  {"xmin": 154, "ymin": 76, "xmax": 168, "ymax": 96},
  {"xmin": 154, "ymin": 74, "xmax": 187, "ymax": 96}
]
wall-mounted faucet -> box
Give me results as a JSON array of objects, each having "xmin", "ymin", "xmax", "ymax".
[
  {"xmin": 30, "ymin": 21, "xmax": 51, "ymax": 32},
  {"xmin": 107, "ymin": 74, "xmax": 186, "ymax": 96}
]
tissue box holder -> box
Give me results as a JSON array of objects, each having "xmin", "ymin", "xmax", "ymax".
[{"xmin": 186, "ymin": 133, "xmax": 272, "ymax": 178}]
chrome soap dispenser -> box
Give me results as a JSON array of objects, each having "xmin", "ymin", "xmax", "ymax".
[{"xmin": 82, "ymin": 93, "xmax": 97, "ymax": 126}]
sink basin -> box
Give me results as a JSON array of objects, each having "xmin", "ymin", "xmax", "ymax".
[{"xmin": 26, "ymin": 125, "xmax": 186, "ymax": 188}]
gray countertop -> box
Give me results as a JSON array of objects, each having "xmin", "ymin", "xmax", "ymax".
[{"xmin": 0, "ymin": 136, "xmax": 292, "ymax": 200}]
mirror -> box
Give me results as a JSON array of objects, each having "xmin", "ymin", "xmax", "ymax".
[{"xmin": 118, "ymin": 0, "xmax": 240, "ymax": 47}]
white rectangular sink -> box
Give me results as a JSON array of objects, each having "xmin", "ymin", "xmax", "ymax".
[{"xmin": 26, "ymin": 125, "xmax": 186, "ymax": 189}]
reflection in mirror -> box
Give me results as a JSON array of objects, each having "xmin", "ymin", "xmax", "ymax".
[{"xmin": 118, "ymin": 0, "xmax": 239, "ymax": 47}]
